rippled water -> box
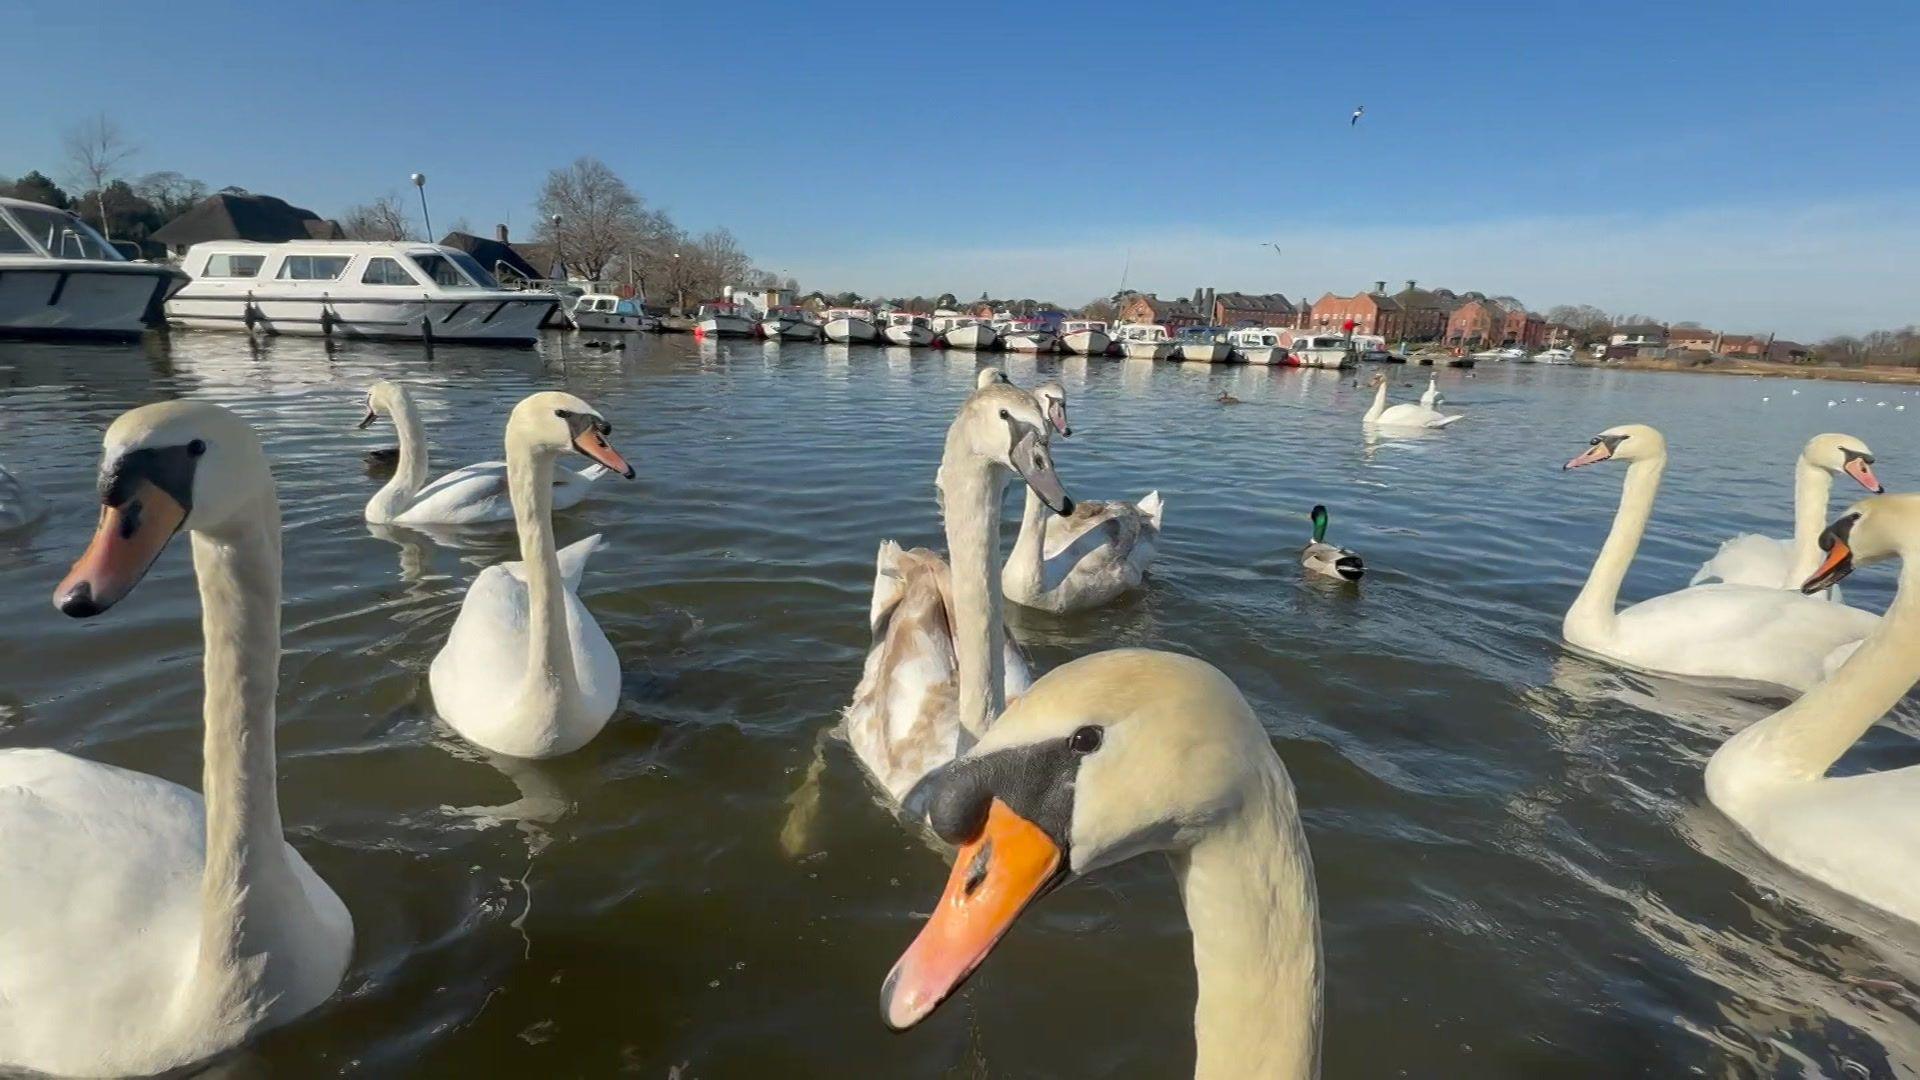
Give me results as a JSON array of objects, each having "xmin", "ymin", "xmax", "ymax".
[{"xmin": 4, "ymin": 333, "xmax": 1920, "ymax": 1077}]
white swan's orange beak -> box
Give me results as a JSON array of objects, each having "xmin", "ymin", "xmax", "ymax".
[
  {"xmin": 1803, "ymin": 536, "xmax": 1853, "ymax": 594},
  {"xmin": 1844, "ymin": 457, "xmax": 1883, "ymax": 494},
  {"xmin": 881, "ymin": 800, "xmax": 1063, "ymax": 1031},
  {"xmin": 572, "ymin": 429, "xmax": 635, "ymax": 479},
  {"xmin": 54, "ymin": 480, "xmax": 187, "ymax": 617},
  {"xmin": 1564, "ymin": 442, "xmax": 1612, "ymax": 470}
]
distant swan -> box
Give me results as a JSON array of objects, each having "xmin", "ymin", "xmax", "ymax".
[
  {"xmin": 1707, "ymin": 494, "xmax": 1920, "ymax": 926},
  {"xmin": 5, "ymin": 401, "xmax": 352, "ymax": 1077},
  {"xmin": 429, "ymin": 392, "xmax": 635, "ymax": 758},
  {"xmin": 359, "ymin": 380, "xmax": 609, "ymax": 526},
  {"xmin": 1691, "ymin": 433, "xmax": 1882, "ymax": 598},
  {"xmin": 1363, "ymin": 373, "xmax": 1460, "ymax": 428},
  {"xmin": 1563, "ymin": 423, "xmax": 1876, "ymax": 693}
]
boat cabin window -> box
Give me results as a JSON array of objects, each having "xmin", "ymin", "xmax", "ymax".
[
  {"xmin": 202, "ymin": 252, "xmax": 265, "ymax": 278},
  {"xmin": 615, "ymin": 299, "xmax": 640, "ymax": 316},
  {"xmin": 360, "ymin": 257, "xmax": 418, "ymax": 286},
  {"xmin": 4, "ymin": 205, "xmax": 122, "ymax": 260},
  {"xmin": 407, "ymin": 253, "xmax": 481, "ymax": 289},
  {"xmin": 277, "ymin": 254, "xmax": 351, "ymax": 281},
  {"xmin": 0, "ymin": 216, "xmax": 33, "ymax": 255}
]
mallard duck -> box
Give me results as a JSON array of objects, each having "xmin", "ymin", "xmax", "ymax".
[{"xmin": 1301, "ymin": 504, "xmax": 1363, "ymax": 581}]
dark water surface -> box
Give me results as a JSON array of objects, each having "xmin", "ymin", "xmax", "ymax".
[{"xmin": 4, "ymin": 333, "xmax": 1920, "ymax": 1077}]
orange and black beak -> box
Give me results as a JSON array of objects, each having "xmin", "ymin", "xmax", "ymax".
[
  {"xmin": 568, "ymin": 417, "xmax": 635, "ymax": 479},
  {"xmin": 1842, "ymin": 452, "xmax": 1883, "ymax": 494},
  {"xmin": 881, "ymin": 799, "xmax": 1066, "ymax": 1031},
  {"xmin": 1565, "ymin": 434, "xmax": 1623, "ymax": 470},
  {"xmin": 54, "ymin": 449, "xmax": 197, "ymax": 617},
  {"xmin": 1802, "ymin": 513, "xmax": 1860, "ymax": 594}
]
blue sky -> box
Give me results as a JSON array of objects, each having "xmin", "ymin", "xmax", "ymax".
[{"xmin": 5, "ymin": 0, "xmax": 1915, "ymax": 338}]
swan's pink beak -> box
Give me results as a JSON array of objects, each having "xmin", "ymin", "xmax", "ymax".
[
  {"xmin": 54, "ymin": 481, "xmax": 187, "ymax": 617},
  {"xmin": 572, "ymin": 430, "xmax": 635, "ymax": 479},
  {"xmin": 880, "ymin": 800, "xmax": 1062, "ymax": 1031},
  {"xmin": 1565, "ymin": 443, "xmax": 1613, "ymax": 470},
  {"xmin": 1844, "ymin": 457, "xmax": 1883, "ymax": 494}
]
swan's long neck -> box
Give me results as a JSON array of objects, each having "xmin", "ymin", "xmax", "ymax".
[
  {"xmin": 187, "ymin": 498, "xmax": 303, "ymax": 1019},
  {"xmin": 1004, "ymin": 484, "xmax": 1048, "ymax": 600},
  {"xmin": 1172, "ymin": 760, "xmax": 1322, "ymax": 1079},
  {"xmin": 1787, "ymin": 457, "xmax": 1833, "ymax": 586},
  {"xmin": 1564, "ymin": 456, "xmax": 1664, "ymax": 642},
  {"xmin": 1363, "ymin": 380, "xmax": 1386, "ymax": 422},
  {"xmin": 508, "ymin": 434, "xmax": 579, "ymax": 728},
  {"xmin": 938, "ymin": 437, "xmax": 1005, "ymax": 739},
  {"xmin": 1711, "ymin": 553, "xmax": 1920, "ymax": 804},
  {"xmin": 369, "ymin": 398, "xmax": 429, "ymax": 518}
]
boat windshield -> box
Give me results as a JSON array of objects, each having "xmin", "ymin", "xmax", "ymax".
[
  {"xmin": 409, "ymin": 252, "xmax": 488, "ymax": 289},
  {"xmin": 616, "ymin": 299, "xmax": 640, "ymax": 316},
  {"xmin": 2, "ymin": 204, "xmax": 123, "ymax": 260}
]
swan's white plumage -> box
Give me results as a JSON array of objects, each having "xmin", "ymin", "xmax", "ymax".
[
  {"xmin": 1690, "ymin": 433, "xmax": 1878, "ymax": 602},
  {"xmin": 381, "ymin": 460, "xmax": 606, "ymax": 526},
  {"xmin": 1004, "ymin": 490, "xmax": 1163, "ymax": 613},
  {"xmin": 1362, "ymin": 376, "xmax": 1460, "ymax": 428}
]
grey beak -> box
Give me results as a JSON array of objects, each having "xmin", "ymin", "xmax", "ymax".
[
  {"xmin": 355, "ymin": 406, "xmax": 377, "ymax": 430},
  {"xmin": 1011, "ymin": 430, "xmax": 1073, "ymax": 515}
]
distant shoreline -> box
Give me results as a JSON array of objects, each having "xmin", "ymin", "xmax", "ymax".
[{"xmin": 1609, "ymin": 357, "xmax": 1920, "ymax": 386}]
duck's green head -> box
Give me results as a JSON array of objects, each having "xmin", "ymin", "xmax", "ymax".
[{"xmin": 1310, "ymin": 504, "xmax": 1329, "ymax": 543}]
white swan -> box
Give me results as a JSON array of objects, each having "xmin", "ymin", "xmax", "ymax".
[
  {"xmin": 1418, "ymin": 374, "xmax": 1443, "ymax": 409},
  {"xmin": 1707, "ymin": 494, "xmax": 1920, "ymax": 926},
  {"xmin": 1563, "ymin": 424, "xmax": 1877, "ymax": 693},
  {"xmin": 847, "ymin": 382, "xmax": 1073, "ymax": 802},
  {"xmin": 1690, "ymin": 433, "xmax": 1882, "ymax": 597},
  {"xmin": 3, "ymin": 401, "xmax": 351, "ymax": 1077},
  {"xmin": 359, "ymin": 380, "xmax": 609, "ymax": 526},
  {"xmin": 1363, "ymin": 373, "xmax": 1461, "ymax": 428},
  {"xmin": 0, "ymin": 462, "xmax": 48, "ymax": 532},
  {"xmin": 882, "ymin": 650, "xmax": 1321, "ymax": 1079},
  {"xmin": 1301, "ymin": 504, "xmax": 1364, "ymax": 581},
  {"xmin": 1003, "ymin": 381, "xmax": 1164, "ymax": 614},
  {"xmin": 429, "ymin": 392, "xmax": 635, "ymax": 758}
]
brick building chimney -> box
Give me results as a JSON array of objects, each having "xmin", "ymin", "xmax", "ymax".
[{"xmin": 495, "ymin": 224, "xmax": 509, "ymax": 243}]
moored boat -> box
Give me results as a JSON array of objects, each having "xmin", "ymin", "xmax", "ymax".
[
  {"xmin": 1175, "ymin": 325, "xmax": 1232, "ymax": 363},
  {"xmin": 1532, "ymin": 346, "xmax": 1575, "ymax": 364},
  {"xmin": 882, "ymin": 311, "xmax": 935, "ymax": 346},
  {"xmin": 933, "ymin": 315, "xmax": 998, "ymax": 351},
  {"xmin": 1350, "ymin": 333, "xmax": 1394, "ymax": 362},
  {"xmin": 1, "ymin": 197, "xmax": 186, "ymax": 340},
  {"xmin": 1287, "ymin": 332, "xmax": 1357, "ymax": 369},
  {"xmin": 821, "ymin": 306, "xmax": 879, "ymax": 343},
  {"xmin": 696, "ymin": 300, "xmax": 757, "ymax": 337},
  {"xmin": 1113, "ymin": 322, "xmax": 1175, "ymax": 360},
  {"xmin": 166, "ymin": 240, "xmax": 556, "ymax": 345},
  {"xmin": 995, "ymin": 316, "xmax": 1058, "ymax": 353},
  {"xmin": 761, "ymin": 306, "xmax": 822, "ymax": 340},
  {"xmin": 568, "ymin": 292, "xmax": 656, "ymax": 331},
  {"xmin": 1228, "ymin": 326, "xmax": 1285, "ymax": 365},
  {"xmin": 1059, "ymin": 318, "xmax": 1112, "ymax": 356}
]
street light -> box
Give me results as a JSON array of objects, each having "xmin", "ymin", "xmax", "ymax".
[
  {"xmin": 550, "ymin": 214, "xmax": 563, "ymax": 282},
  {"xmin": 671, "ymin": 251, "xmax": 683, "ymax": 311},
  {"xmin": 410, "ymin": 173, "xmax": 432, "ymax": 243}
]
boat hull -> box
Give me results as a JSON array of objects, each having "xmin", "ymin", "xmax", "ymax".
[
  {"xmin": 1060, "ymin": 329, "xmax": 1111, "ymax": 356},
  {"xmin": 1002, "ymin": 331, "xmax": 1058, "ymax": 353},
  {"xmin": 824, "ymin": 317, "xmax": 878, "ymax": 343},
  {"xmin": 1234, "ymin": 347, "xmax": 1281, "ymax": 365},
  {"xmin": 942, "ymin": 325, "xmax": 998, "ymax": 350},
  {"xmin": 698, "ymin": 314, "xmax": 757, "ymax": 338},
  {"xmin": 1290, "ymin": 347, "xmax": 1354, "ymax": 369},
  {"xmin": 0, "ymin": 261, "xmax": 183, "ymax": 339},
  {"xmin": 570, "ymin": 309, "xmax": 651, "ymax": 332},
  {"xmin": 1177, "ymin": 342, "xmax": 1230, "ymax": 363},
  {"xmin": 1120, "ymin": 340, "xmax": 1174, "ymax": 361},
  {"xmin": 762, "ymin": 318, "xmax": 822, "ymax": 340},
  {"xmin": 884, "ymin": 324, "xmax": 935, "ymax": 346},
  {"xmin": 166, "ymin": 290, "xmax": 554, "ymax": 345}
]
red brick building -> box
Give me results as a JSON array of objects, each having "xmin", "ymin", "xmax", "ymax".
[
  {"xmin": 1445, "ymin": 299, "xmax": 1505, "ymax": 348},
  {"xmin": 1718, "ymin": 334, "xmax": 1765, "ymax": 359},
  {"xmin": 1213, "ymin": 291, "xmax": 1303, "ymax": 328},
  {"xmin": 1388, "ymin": 281, "xmax": 1451, "ymax": 342},
  {"xmin": 1668, "ymin": 326, "xmax": 1715, "ymax": 352},
  {"xmin": 1310, "ymin": 285, "xmax": 1404, "ymax": 338},
  {"xmin": 1116, "ymin": 292, "xmax": 1205, "ymax": 328}
]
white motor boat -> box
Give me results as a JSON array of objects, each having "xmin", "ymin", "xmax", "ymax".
[
  {"xmin": 166, "ymin": 240, "xmax": 556, "ymax": 345},
  {"xmin": 0, "ymin": 197, "xmax": 186, "ymax": 339},
  {"xmin": 821, "ymin": 306, "xmax": 879, "ymax": 343},
  {"xmin": 1112, "ymin": 322, "xmax": 1176, "ymax": 360},
  {"xmin": 1287, "ymin": 333, "xmax": 1357, "ymax": 369},
  {"xmin": 1228, "ymin": 327, "xmax": 1285, "ymax": 365},
  {"xmin": 1350, "ymin": 333, "xmax": 1393, "ymax": 362},
  {"xmin": 1059, "ymin": 318, "xmax": 1112, "ymax": 356},
  {"xmin": 933, "ymin": 315, "xmax": 998, "ymax": 351},
  {"xmin": 696, "ymin": 301, "xmax": 756, "ymax": 338},
  {"xmin": 1175, "ymin": 326, "xmax": 1232, "ymax": 363},
  {"xmin": 761, "ymin": 306, "xmax": 822, "ymax": 340},
  {"xmin": 995, "ymin": 317, "xmax": 1058, "ymax": 353},
  {"xmin": 568, "ymin": 292, "xmax": 656, "ymax": 331},
  {"xmin": 882, "ymin": 311, "xmax": 935, "ymax": 346},
  {"xmin": 1532, "ymin": 346, "xmax": 1576, "ymax": 364}
]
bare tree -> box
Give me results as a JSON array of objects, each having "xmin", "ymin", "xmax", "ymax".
[
  {"xmin": 63, "ymin": 113, "xmax": 137, "ymax": 241},
  {"xmin": 536, "ymin": 157, "xmax": 649, "ymax": 281},
  {"xmin": 340, "ymin": 194, "xmax": 413, "ymax": 241},
  {"xmin": 134, "ymin": 171, "xmax": 207, "ymax": 222}
]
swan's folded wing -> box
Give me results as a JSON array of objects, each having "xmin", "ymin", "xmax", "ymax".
[
  {"xmin": 439, "ymin": 564, "xmax": 532, "ymax": 681},
  {"xmin": 1690, "ymin": 533, "xmax": 1793, "ymax": 589},
  {"xmin": 554, "ymin": 534, "xmax": 606, "ymax": 591},
  {"xmin": 404, "ymin": 463, "xmax": 512, "ymax": 522}
]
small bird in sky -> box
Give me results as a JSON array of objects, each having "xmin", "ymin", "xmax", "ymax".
[{"xmin": 1350, "ymin": 105, "xmax": 1365, "ymax": 126}]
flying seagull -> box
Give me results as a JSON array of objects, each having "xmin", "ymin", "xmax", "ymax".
[{"xmin": 1351, "ymin": 105, "xmax": 1365, "ymax": 126}]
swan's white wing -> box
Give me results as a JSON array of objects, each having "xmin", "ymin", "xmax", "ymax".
[
  {"xmin": 1375, "ymin": 403, "xmax": 1461, "ymax": 429},
  {"xmin": 397, "ymin": 462, "xmax": 514, "ymax": 525},
  {"xmin": 1690, "ymin": 533, "xmax": 1794, "ymax": 588},
  {"xmin": 1609, "ymin": 584, "xmax": 1878, "ymax": 691},
  {"xmin": 431, "ymin": 563, "xmax": 532, "ymax": 722},
  {"xmin": 502, "ymin": 534, "xmax": 605, "ymax": 592},
  {"xmin": 0, "ymin": 749, "xmax": 346, "ymax": 1077},
  {"xmin": 1026, "ymin": 497, "xmax": 1163, "ymax": 609}
]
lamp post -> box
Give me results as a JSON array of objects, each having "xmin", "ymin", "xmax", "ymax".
[
  {"xmin": 550, "ymin": 214, "xmax": 564, "ymax": 282},
  {"xmin": 410, "ymin": 173, "xmax": 432, "ymax": 243},
  {"xmin": 671, "ymin": 251, "xmax": 683, "ymax": 313}
]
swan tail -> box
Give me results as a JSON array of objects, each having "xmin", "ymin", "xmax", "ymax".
[
  {"xmin": 870, "ymin": 540, "xmax": 910, "ymax": 631},
  {"xmin": 1428, "ymin": 413, "xmax": 1466, "ymax": 428},
  {"xmin": 1136, "ymin": 491, "xmax": 1165, "ymax": 531},
  {"xmin": 778, "ymin": 722, "xmax": 836, "ymax": 859},
  {"xmin": 556, "ymin": 534, "xmax": 606, "ymax": 590}
]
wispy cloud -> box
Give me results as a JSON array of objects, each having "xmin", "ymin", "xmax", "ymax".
[{"xmin": 770, "ymin": 199, "xmax": 1916, "ymax": 341}]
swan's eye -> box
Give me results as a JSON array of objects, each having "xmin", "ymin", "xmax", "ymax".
[
  {"xmin": 1589, "ymin": 437, "xmax": 1601, "ymax": 446},
  {"xmin": 187, "ymin": 439, "xmax": 206, "ymax": 456},
  {"xmin": 554, "ymin": 409, "xmax": 572, "ymax": 420},
  {"xmin": 998, "ymin": 409, "xmax": 1010, "ymax": 420},
  {"xmin": 1067, "ymin": 726, "xmax": 1103, "ymax": 754}
]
